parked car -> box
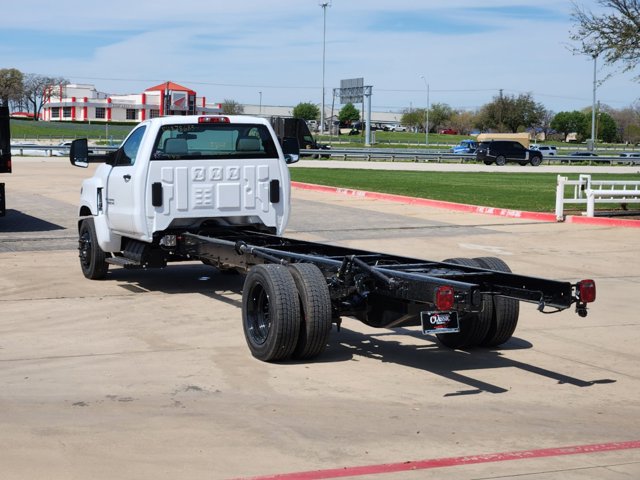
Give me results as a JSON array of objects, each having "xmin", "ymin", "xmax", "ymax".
[
  {"xmin": 450, "ymin": 139, "xmax": 478, "ymax": 154},
  {"xmin": 475, "ymin": 140, "xmax": 543, "ymax": 166},
  {"xmin": 618, "ymin": 152, "xmax": 640, "ymax": 165},
  {"xmin": 439, "ymin": 128, "xmax": 459, "ymax": 135},
  {"xmin": 388, "ymin": 125, "xmax": 407, "ymax": 132},
  {"xmin": 570, "ymin": 151, "xmax": 598, "ymax": 157},
  {"xmin": 530, "ymin": 144, "xmax": 557, "ymax": 156}
]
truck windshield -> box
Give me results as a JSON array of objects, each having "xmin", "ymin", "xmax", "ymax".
[{"xmin": 151, "ymin": 123, "xmax": 278, "ymax": 160}]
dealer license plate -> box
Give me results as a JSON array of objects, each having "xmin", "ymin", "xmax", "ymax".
[{"xmin": 421, "ymin": 311, "xmax": 460, "ymax": 335}]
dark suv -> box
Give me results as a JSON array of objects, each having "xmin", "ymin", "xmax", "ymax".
[{"xmin": 476, "ymin": 140, "xmax": 543, "ymax": 166}]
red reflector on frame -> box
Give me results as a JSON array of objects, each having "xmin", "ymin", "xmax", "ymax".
[{"xmin": 435, "ymin": 285, "xmax": 455, "ymax": 311}]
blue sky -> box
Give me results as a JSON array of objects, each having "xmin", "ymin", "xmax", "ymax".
[{"xmin": 1, "ymin": 0, "xmax": 637, "ymax": 113}]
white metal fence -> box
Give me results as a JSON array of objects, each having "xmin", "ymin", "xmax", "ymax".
[{"xmin": 555, "ymin": 174, "xmax": 640, "ymax": 220}]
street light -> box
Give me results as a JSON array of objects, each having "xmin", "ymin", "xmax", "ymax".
[
  {"xmin": 258, "ymin": 91, "xmax": 262, "ymax": 115},
  {"xmin": 419, "ymin": 75, "xmax": 430, "ymax": 146},
  {"xmin": 320, "ymin": 1, "xmax": 331, "ymax": 134},
  {"xmin": 590, "ymin": 52, "xmax": 597, "ymax": 152}
]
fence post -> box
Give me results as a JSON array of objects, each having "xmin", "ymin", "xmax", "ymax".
[
  {"xmin": 555, "ymin": 175, "xmax": 567, "ymax": 221},
  {"xmin": 586, "ymin": 190, "xmax": 596, "ymax": 217}
]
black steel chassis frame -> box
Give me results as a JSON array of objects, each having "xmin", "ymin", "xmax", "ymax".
[{"xmin": 179, "ymin": 229, "xmax": 581, "ymax": 321}]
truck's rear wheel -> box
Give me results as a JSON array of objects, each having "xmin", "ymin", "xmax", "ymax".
[
  {"xmin": 495, "ymin": 155, "xmax": 507, "ymax": 166},
  {"xmin": 78, "ymin": 217, "xmax": 108, "ymax": 280},
  {"xmin": 530, "ymin": 155, "xmax": 542, "ymax": 167},
  {"xmin": 288, "ymin": 263, "xmax": 332, "ymax": 360},
  {"xmin": 436, "ymin": 258, "xmax": 492, "ymax": 349},
  {"xmin": 473, "ymin": 257, "xmax": 520, "ymax": 347},
  {"xmin": 242, "ymin": 264, "xmax": 300, "ymax": 362}
]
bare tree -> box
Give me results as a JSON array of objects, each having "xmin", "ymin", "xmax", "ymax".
[
  {"xmin": 220, "ymin": 99, "xmax": 244, "ymax": 115},
  {"xmin": 571, "ymin": 0, "xmax": 640, "ymax": 78},
  {"xmin": 23, "ymin": 74, "xmax": 68, "ymax": 120}
]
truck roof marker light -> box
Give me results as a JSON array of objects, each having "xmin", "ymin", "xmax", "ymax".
[
  {"xmin": 198, "ymin": 116, "xmax": 230, "ymax": 124},
  {"xmin": 577, "ymin": 279, "xmax": 596, "ymax": 303},
  {"xmin": 435, "ymin": 285, "xmax": 455, "ymax": 311}
]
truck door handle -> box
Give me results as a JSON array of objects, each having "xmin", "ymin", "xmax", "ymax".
[{"xmin": 123, "ymin": 174, "xmax": 131, "ymax": 182}]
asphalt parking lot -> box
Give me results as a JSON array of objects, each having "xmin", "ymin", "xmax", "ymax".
[{"xmin": 1, "ymin": 157, "xmax": 639, "ymax": 479}]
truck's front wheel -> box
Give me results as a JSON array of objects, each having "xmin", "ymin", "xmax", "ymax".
[
  {"xmin": 242, "ymin": 264, "xmax": 301, "ymax": 362},
  {"xmin": 78, "ymin": 217, "xmax": 108, "ymax": 280}
]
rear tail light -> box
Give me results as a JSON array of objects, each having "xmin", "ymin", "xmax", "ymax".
[
  {"xmin": 435, "ymin": 285, "xmax": 455, "ymax": 311},
  {"xmin": 198, "ymin": 116, "xmax": 230, "ymax": 123},
  {"xmin": 577, "ymin": 279, "xmax": 596, "ymax": 303}
]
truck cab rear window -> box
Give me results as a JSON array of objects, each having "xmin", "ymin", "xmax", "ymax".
[{"xmin": 151, "ymin": 124, "xmax": 278, "ymax": 160}]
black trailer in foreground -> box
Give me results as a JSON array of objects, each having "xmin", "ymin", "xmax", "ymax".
[
  {"xmin": 119, "ymin": 227, "xmax": 596, "ymax": 362},
  {"xmin": 0, "ymin": 106, "xmax": 11, "ymax": 216}
]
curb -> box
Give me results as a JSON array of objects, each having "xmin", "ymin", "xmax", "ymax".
[{"xmin": 291, "ymin": 181, "xmax": 640, "ymax": 228}]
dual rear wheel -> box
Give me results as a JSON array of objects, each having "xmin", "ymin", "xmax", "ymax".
[
  {"xmin": 436, "ymin": 257, "xmax": 520, "ymax": 349},
  {"xmin": 242, "ymin": 263, "xmax": 332, "ymax": 362}
]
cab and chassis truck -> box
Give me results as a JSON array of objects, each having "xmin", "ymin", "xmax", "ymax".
[{"xmin": 69, "ymin": 114, "xmax": 596, "ymax": 362}]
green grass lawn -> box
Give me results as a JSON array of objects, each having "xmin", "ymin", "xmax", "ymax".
[{"xmin": 290, "ymin": 168, "xmax": 640, "ymax": 212}]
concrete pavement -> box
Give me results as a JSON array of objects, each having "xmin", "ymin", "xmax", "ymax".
[{"xmin": 0, "ymin": 157, "xmax": 638, "ymax": 479}]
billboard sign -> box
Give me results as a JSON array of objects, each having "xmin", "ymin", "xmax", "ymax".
[{"xmin": 340, "ymin": 78, "xmax": 364, "ymax": 104}]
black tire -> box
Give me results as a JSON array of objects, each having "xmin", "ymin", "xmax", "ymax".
[
  {"xmin": 530, "ymin": 155, "xmax": 542, "ymax": 166},
  {"xmin": 473, "ymin": 257, "xmax": 520, "ymax": 347},
  {"xmin": 242, "ymin": 264, "xmax": 301, "ymax": 362},
  {"xmin": 78, "ymin": 217, "xmax": 108, "ymax": 280},
  {"xmin": 495, "ymin": 155, "xmax": 506, "ymax": 166},
  {"xmin": 483, "ymin": 160, "xmax": 493, "ymax": 165},
  {"xmin": 436, "ymin": 258, "xmax": 493, "ymax": 349},
  {"xmin": 288, "ymin": 263, "xmax": 332, "ymax": 360},
  {"xmin": 519, "ymin": 161, "xmax": 528, "ymax": 166}
]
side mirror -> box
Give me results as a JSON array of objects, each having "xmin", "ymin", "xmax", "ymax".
[
  {"xmin": 70, "ymin": 139, "xmax": 89, "ymax": 168},
  {"xmin": 282, "ymin": 136, "xmax": 299, "ymax": 165}
]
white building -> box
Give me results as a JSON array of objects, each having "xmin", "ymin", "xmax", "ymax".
[
  {"xmin": 42, "ymin": 81, "xmax": 221, "ymax": 123},
  {"xmin": 42, "ymin": 81, "xmax": 403, "ymax": 126}
]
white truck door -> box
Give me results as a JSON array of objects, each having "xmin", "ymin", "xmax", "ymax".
[{"xmin": 106, "ymin": 125, "xmax": 147, "ymax": 235}]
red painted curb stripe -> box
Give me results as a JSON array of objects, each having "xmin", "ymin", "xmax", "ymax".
[
  {"xmin": 235, "ymin": 440, "xmax": 640, "ymax": 480},
  {"xmin": 291, "ymin": 181, "xmax": 640, "ymax": 228}
]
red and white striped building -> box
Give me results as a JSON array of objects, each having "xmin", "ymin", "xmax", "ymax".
[{"xmin": 42, "ymin": 81, "xmax": 221, "ymax": 122}]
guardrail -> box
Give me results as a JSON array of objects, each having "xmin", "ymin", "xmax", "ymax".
[
  {"xmin": 307, "ymin": 148, "xmax": 640, "ymax": 166},
  {"xmin": 9, "ymin": 143, "xmax": 640, "ymax": 166},
  {"xmin": 555, "ymin": 174, "xmax": 640, "ymax": 220}
]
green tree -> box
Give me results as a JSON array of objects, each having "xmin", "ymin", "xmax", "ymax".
[
  {"xmin": 338, "ymin": 103, "xmax": 360, "ymax": 124},
  {"xmin": 571, "ymin": 0, "xmax": 640, "ymax": 79},
  {"xmin": 292, "ymin": 102, "xmax": 319, "ymax": 121},
  {"xmin": 477, "ymin": 93, "xmax": 545, "ymax": 133},
  {"xmin": 400, "ymin": 108, "xmax": 425, "ymax": 131},
  {"xmin": 589, "ymin": 111, "xmax": 619, "ymax": 142},
  {"xmin": 220, "ymin": 99, "xmax": 244, "ymax": 114},
  {"xmin": 0, "ymin": 68, "xmax": 24, "ymax": 106},
  {"xmin": 428, "ymin": 103, "xmax": 454, "ymax": 133},
  {"xmin": 550, "ymin": 111, "xmax": 589, "ymax": 140}
]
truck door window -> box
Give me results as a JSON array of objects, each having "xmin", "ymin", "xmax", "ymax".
[{"xmin": 116, "ymin": 125, "xmax": 147, "ymax": 166}]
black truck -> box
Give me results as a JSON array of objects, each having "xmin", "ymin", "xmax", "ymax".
[
  {"xmin": 270, "ymin": 116, "xmax": 331, "ymax": 158},
  {"xmin": 0, "ymin": 106, "xmax": 11, "ymax": 216}
]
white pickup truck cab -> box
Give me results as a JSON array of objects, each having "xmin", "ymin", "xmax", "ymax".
[{"xmin": 71, "ymin": 114, "xmax": 299, "ymax": 278}]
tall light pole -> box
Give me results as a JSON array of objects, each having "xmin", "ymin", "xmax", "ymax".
[
  {"xmin": 258, "ymin": 91, "xmax": 262, "ymax": 115},
  {"xmin": 320, "ymin": 1, "xmax": 331, "ymax": 134},
  {"xmin": 420, "ymin": 75, "xmax": 430, "ymax": 146},
  {"xmin": 590, "ymin": 53, "xmax": 597, "ymax": 151}
]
